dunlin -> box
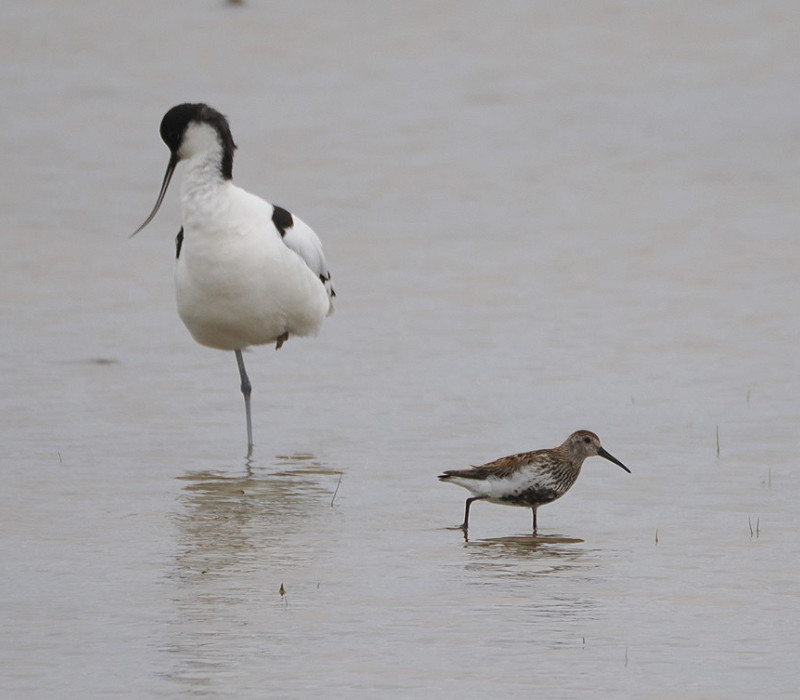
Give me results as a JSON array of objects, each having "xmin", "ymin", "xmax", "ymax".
[{"xmin": 439, "ymin": 430, "xmax": 630, "ymax": 535}]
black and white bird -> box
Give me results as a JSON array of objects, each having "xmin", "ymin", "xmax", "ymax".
[{"xmin": 132, "ymin": 103, "xmax": 334, "ymax": 455}]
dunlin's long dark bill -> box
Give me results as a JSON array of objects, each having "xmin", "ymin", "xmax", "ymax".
[
  {"xmin": 130, "ymin": 151, "xmax": 179, "ymax": 237},
  {"xmin": 597, "ymin": 447, "xmax": 631, "ymax": 473}
]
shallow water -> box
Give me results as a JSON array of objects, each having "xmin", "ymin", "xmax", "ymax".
[{"xmin": 2, "ymin": 1, "xmax": 800, "ymax": 697}]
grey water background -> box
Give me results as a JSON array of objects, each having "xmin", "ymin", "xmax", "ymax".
[{"xmin": 2, "ymin": 1, "xmax": 799, "ymax": 697}]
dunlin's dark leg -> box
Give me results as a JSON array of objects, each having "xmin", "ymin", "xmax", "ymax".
[
  {"xmin": 461, "ymin": 496, "xmax": 484, "ymax": 531},
  {"xmin": 531, "ymin": 506, "xmax": 538, "ymax": 535},
  {"xmin": 234, "ymin": 350, "xmax": 253, "ymax": 456}
]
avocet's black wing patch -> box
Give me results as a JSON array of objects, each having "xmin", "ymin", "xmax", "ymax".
[
  {"xmin": 272, "ymin": 206, "xmax": 293, "ymax": 238},
  {"xmin": 320, "ymin": 270, "xmax": 336, "ymax": 296},
  {"xmin": 176, "ymin": 226, "xmax": 184, "ymax": 259},
  {"xmin": 273, "ymin": 206, "xmax": 335, "ymax": 311}
]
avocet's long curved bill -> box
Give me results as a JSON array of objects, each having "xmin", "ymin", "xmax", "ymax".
[
  {"xmin": 130, "ymin": 153, "xmax": 179, "ymax": 238},
  {"xmin": 598, "ymin": 447, "xmax": 631, "ymax": 473}
]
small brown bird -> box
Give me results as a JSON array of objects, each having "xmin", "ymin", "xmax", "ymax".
[{"xmin": 438, "ymin": 430, "xmax": 630, "ymax": 535}]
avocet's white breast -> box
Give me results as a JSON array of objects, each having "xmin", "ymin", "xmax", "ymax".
[{"xmin": 175, "ymin": 178, "xmax": 330, "ymax": 351}]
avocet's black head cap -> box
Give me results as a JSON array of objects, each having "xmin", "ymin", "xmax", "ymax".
[
  {"xmin": 159, "ymin": 103, "xmax": 236, "ymax": 175},
  {"xmin": 131, "ymin": 103, "xmax": 237, "ymax": 237}
]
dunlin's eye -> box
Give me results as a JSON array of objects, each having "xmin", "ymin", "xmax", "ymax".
[{"xmin": 583, "ymin": 436, "xmax": 591, "ymax": 444}]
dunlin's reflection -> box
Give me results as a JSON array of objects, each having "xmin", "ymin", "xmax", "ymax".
[
  {"xmin": 463, "ymin": 533, "xmax": 589, "ymax": 579},
  {"xmin": 459, "ymin": 534, "xmax": 599, "ymax": 623}
]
